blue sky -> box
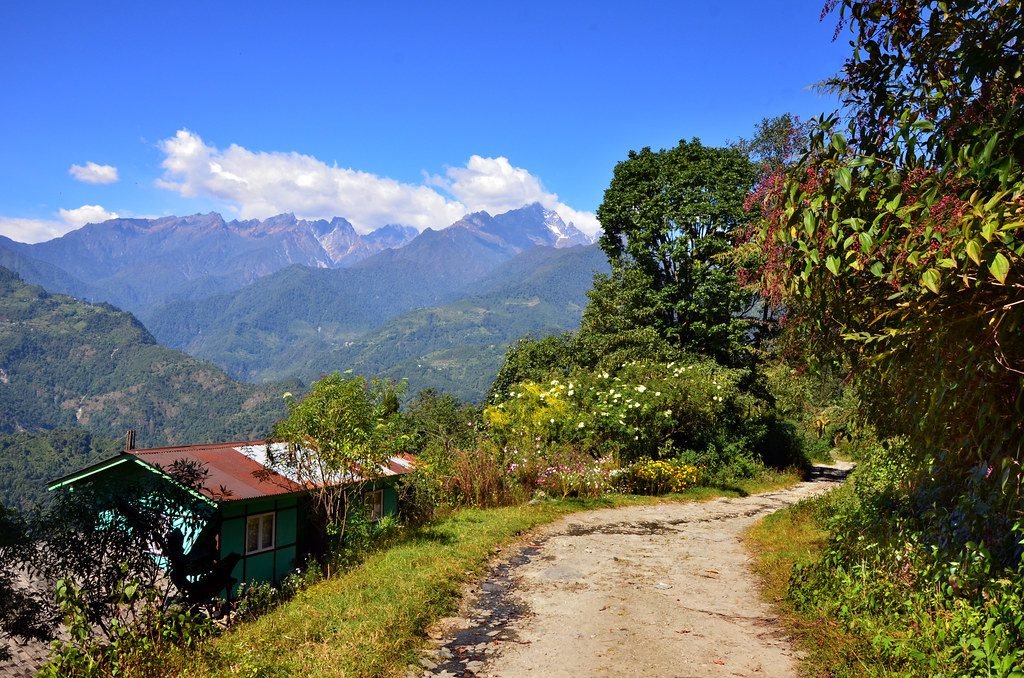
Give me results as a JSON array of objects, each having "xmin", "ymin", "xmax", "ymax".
[{"xmin": 0, "ymin": 1, "xmax": 849, "ymax": 242}]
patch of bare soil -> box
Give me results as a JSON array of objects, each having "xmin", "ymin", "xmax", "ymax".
[{"xmin": 419, "ymin": 464, "xmax": 852, "ymax": 678}]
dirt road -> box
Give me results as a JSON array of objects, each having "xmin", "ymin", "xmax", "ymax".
[{"xmin": 420, "ymin": 465, "xmax": 851, "ymax": 678}]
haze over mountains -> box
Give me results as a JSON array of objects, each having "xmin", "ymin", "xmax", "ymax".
[{"xmin": 0, "ymin": 203, "xmax": 603, "ymax": 402}]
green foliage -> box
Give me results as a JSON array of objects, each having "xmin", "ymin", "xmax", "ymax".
[
  {"xmin": 748, "ymin": 0, "xmax": 1024, "ymax": 465},
  {"xmin": 785, "ymin": 443, "xmax": 1024, "ymax": 676},
  {"xmin": 40, "ymin": 577, "xmax": 215, "ymax": 677},
  {"xmin": 0, "ymin": 428, "xmax": 119, "ymax": 509},
  {"xmin": 743, "ymin": 5, "xmax": 1024, "ymax": 672},
  {"xmin": 0, "ymin": 268, "xmax": 289, "ymax": 457},
  {"xmin": 272, "ymin": 372, "xmax": 406, "ymax": 547},
  {"xmin": 32, "ymin": 467, "xmax": 218, "ymax": 638},
  {"xmin": 482, "ymin": 356, "xmax": 807, "ymax": 490},
  {"xmin": 615, "ymin": 457, "xmax": 700, "ymax": 495},
  {"xmin": 596, "ymin": 138, "xmax": 757, "ymax": 365}
]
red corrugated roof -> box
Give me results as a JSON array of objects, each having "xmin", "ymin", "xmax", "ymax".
[
  {"xmin": 127, "ymin": 440, "xmax": 415, "ymax": 503},
  {"xmin": 130, "ymin": 441, "xmax": 304, "ymax": 502}
]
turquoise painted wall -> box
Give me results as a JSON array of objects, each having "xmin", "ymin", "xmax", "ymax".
[{"xmin": 219, "ymin": 494, "xmax": 300, "ymax": 595}]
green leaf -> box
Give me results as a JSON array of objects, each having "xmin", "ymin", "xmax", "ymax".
[
  {"xmin": 859, "ymin": 232, "xmax": 873, "ymax": 252},
  {"xmin": 921, "ymin": 268, "xmax": 941, "ymax": 294},
  {"xmin": 825, "ymin": 255, "xmax": 840, "ymax": 277},
  {"xmin": 802, "ymin": 210, "xmax": 816, "ymax": 237},
  {"xmin": 870, "ymin": 261, "xmax": 884, "ymax": 277},
  {"xmin": 836, "ymin": 167, "xmax": 852, "ymax": 192},
  {"xmin": 989, "ymin": 252, "xmax": 1010, "ymax": 283},
  {"xmin": 831, "ymin": 133, "xmax": 848, "ymax": 153},
  {"xmin": 966, "ymin": 239, "xmax": 983, "ymax": 265},
  {"xmin": 979, "ymin": 133, "xmax": 1000, "ymax": 166}
]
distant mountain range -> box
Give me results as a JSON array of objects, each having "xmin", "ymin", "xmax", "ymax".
[
  {"xmin": 143, "ymin": 205, "xmax": 605, "ymax": 399},
  {"xmin": 0, "ymin": 203, "xmax": 591, "ymax": 314},
  {"xmin": 0, "ymin": 203, "xmax": 601, "ymax": 401},
  {"xmin": 0, "ymin": 213, "xmax": 418, "ymax": 312}
]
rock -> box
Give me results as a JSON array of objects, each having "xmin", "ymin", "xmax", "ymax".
[
  {"xmin": 654, "ymin": 582, "xmax": 673, "ymax": 590},
  {"xmin": 438, "ymin": 647, "xmax": 454, "ymax": 659}
]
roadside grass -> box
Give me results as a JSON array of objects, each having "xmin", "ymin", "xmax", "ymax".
[
  {"xmin": 744, "ymin": 496, "xmax": 871, "ymax": 677},
  {"xmin": 177, "ymin": 470, "xmax": 803, "ymax": 677}
]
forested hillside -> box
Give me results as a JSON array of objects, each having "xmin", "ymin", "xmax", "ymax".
[
  {"xmin": 0, "ymin": 428, "xmax": 119, "ymax": 509},
  {"xmin": 315, "ymin": 245, "xmax": 610, "ymax": 401},
  {"xmin": 144, "ymin": 229, "xmax": 606, "ymax": 399},
  {"xmin": 0, "ymin": 267, "xmax": 291, "ymax": 449}
]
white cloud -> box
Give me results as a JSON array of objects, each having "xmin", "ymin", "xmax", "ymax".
[
  {"xmin": 433, "ymin": 155, "xmax": 601, "ymax": 235},
  {"xmin": 69, "ymin": 161, "xmax": 119, "ymax": 184},
  {"xmin": 59, "ymin": 204, "xmax": 120, "ymax": 227},
  {"xmin": 155, "ymin": 129, "xmax": 601, "ymax": 235},
  {"xmin": 156, "ymin": 129, "xmax": 466, "ymax": 233},
  {"xmin": 0, "ymin": 204, "xmax": 120, "ymax": 244}
]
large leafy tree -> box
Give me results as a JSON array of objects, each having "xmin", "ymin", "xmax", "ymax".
[
  {"xmin": 749, "ymin": 0, "xmax": 1023, "ymax": 463},
  {"xmin": 596, "ymin": 139, "xmax": 757, "ymax": 365},
  {"xmin": 273, "ymin": 373, "xmax": 405, "ymax": 549}
]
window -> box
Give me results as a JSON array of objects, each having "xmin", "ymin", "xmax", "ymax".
[
  {"xmin": 367, "ymin": 490, "xmax": 384, "ymax": 522},
  {"xmin": 245, "ymin": 512, "xmax": 275, "ymax": 554}
]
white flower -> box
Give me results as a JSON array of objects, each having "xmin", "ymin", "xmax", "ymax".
[
  {"xmin": 654, "ymin": 391, "xmax": 661, "ymax": 397},
  {"xmin": 577, "ymin": 422, "xmax": 585, "ymax": 429},
  {"xmin": 636, "ymin": 385, "xmax": 647, "ymax": 393},
  {"xmin": 549, "ymin": 418, "xmax": 555, "ymax": 423},
  {"xmin": 664, "ymin": 409, "xmax": 673, "ymax": 416}
]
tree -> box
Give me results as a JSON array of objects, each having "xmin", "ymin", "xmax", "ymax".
[
  {"xmin": 596, "ymin": 139, "xmax": 757, "ymax": 365},
  {"xmin": 0, "ymin": 505, "xmax": 55, "ymax": 661},
  {"xmin": 749, "ymin": 0, "xmax": 1023, "ymax": 464},
  {"xmin": 403, "ymin": 389, "xmax": 478, "ymax": 457},
  {"xmin": 272, "ymin": 373, "xmax": 405, "ymax": 552}
]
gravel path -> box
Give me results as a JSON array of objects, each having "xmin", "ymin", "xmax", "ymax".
[{"xmin": 419, "ymin": 464, "xmax": 852, "ymax": 678}]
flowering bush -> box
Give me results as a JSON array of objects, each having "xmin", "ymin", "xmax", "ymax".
[
  {"xmin": 484, "ymin": 357, "xmax": 752, "ymax": 463},
  {"xmin": 534, "ymin": 450, "xmax": 613, "ymax": 498},
  {"xmin": 616, "ymin": 458, "xmax": 701, "ymax": 495}
]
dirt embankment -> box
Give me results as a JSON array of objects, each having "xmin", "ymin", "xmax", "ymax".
[{"xmin": 420, "ymin": 464, "xmax": 852, "ymax": 678}]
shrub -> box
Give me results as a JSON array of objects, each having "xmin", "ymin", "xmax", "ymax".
[
  {"xmin": 787, "ymin": 442, "xmax": 1024, "ymax": 675},
  {"xmin": 616, "ymin": 458, "xmax": 700, "ymax": 495},
  {"xmin": 444, "ymin": 443, "xmax": 524, "ymax": 508},
  {"xmin": 534, "ymin": 449, "xmax": 613, "ymax": 498},
  {"xmin": 40, "ymin": 578, "xmax": 214, "ymax": 677}
]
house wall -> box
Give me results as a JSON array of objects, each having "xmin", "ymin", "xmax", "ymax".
[{"xmin": 219, "ymin": 494, "xmax": 299, "ymax": 595}]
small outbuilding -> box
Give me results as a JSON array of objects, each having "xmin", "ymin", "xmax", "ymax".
[{"xmin": 48, "ymin": 439, "xmax": 415, "ymax": 596}]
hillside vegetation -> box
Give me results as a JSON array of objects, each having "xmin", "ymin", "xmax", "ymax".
[
  {"xmin": 146, "ymin": 241, "xmax": 607, "ymax": 400},
  {"xmin": 0, "ymin": 267, "xmax": 290, "ymax": 450}
]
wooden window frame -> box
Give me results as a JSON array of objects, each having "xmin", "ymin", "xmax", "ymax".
[
  {"xmin": 245, "ymin": 511, "xmax": 276, "ymax": 555},
  {"xmin": 367, "ymin": 489, "xmax": 384, "ymax": 522}
]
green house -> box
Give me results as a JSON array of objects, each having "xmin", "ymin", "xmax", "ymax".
[{"xmin": 48, "ymin": 440, "xmax": 414, "ymax": 596}]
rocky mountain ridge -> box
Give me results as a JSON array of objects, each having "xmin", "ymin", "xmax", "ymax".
[{"xmin": 0, "ymin": 204, "xmax": 592, "ymax": 314}]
